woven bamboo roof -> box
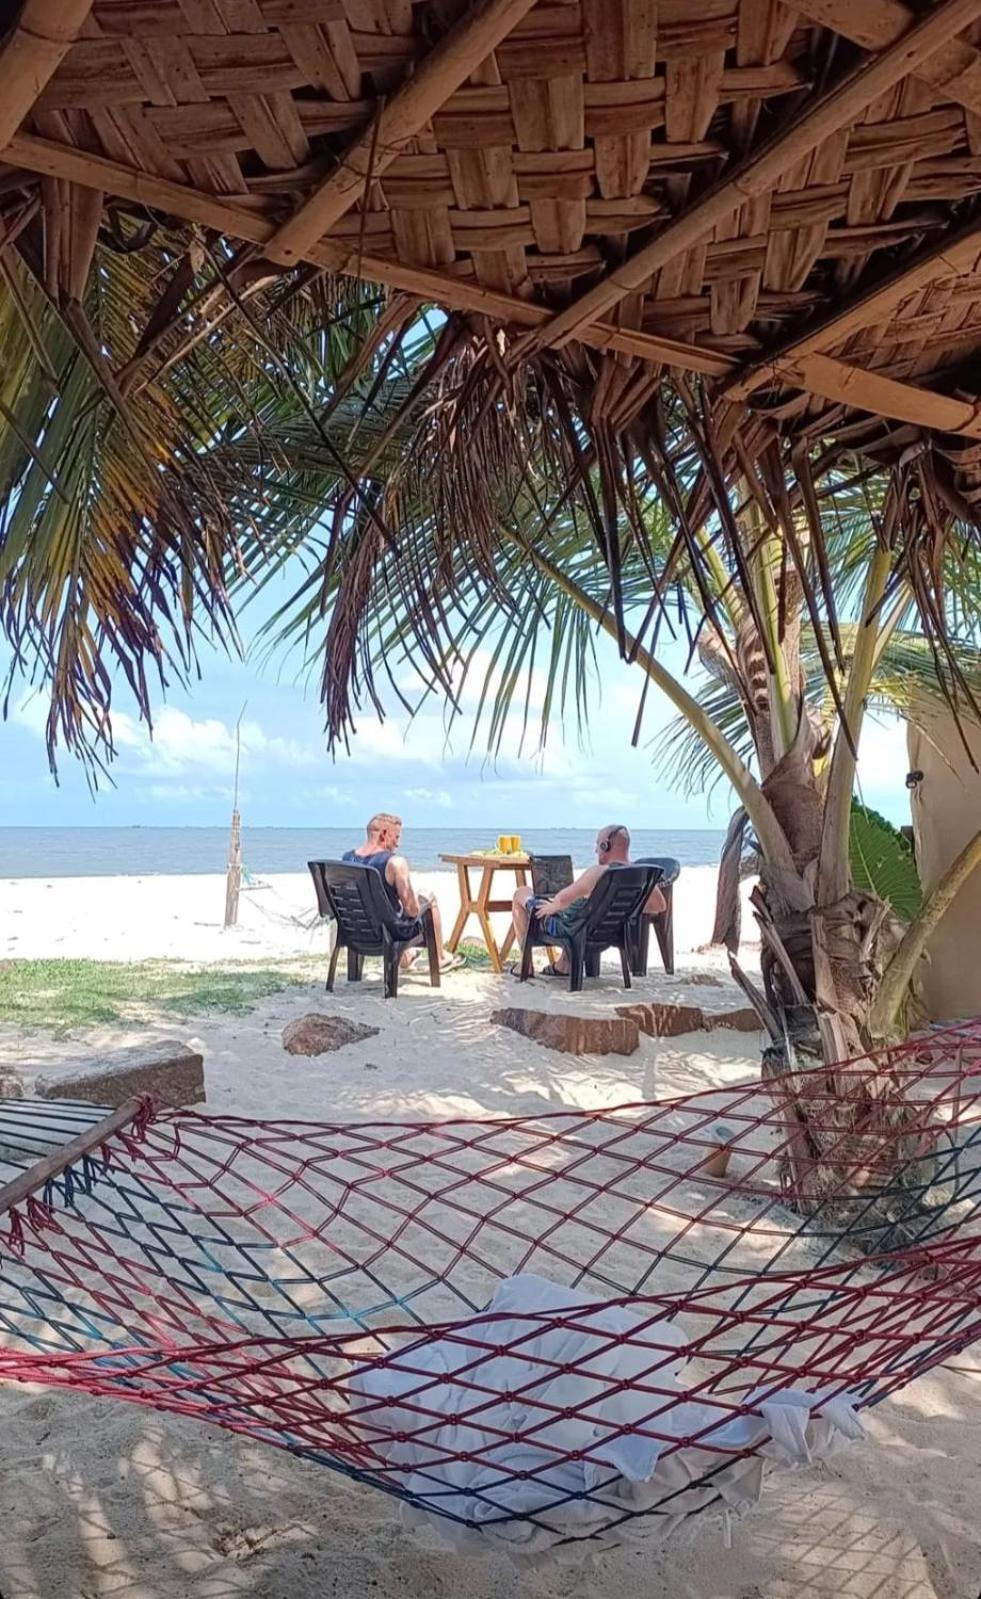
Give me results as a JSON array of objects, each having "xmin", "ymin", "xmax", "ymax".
[{"xmin": 5, "ymin": 0, "xmax": 981, "ymax": 476}]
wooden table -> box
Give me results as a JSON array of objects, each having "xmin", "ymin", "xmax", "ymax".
[{"xmin": 440, "ymin": 852, "xmax": 530, "ymax": 973}]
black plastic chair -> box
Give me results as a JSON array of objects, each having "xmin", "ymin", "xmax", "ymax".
[
  {"xmin": 308, "ymin": 860, "xmax": 440, "ymax": 1000},
  {"xmin": 519, "ymin": 864, "xmax": 661, "ymax": 993},
  {"xmin": 628, "ymin": 856, "xmax": 681, "ymax": 976}
]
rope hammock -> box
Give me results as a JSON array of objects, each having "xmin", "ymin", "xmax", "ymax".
[{"xmin": 1, "ymin": 1023, "xmax": 980, "ymax": 1556}]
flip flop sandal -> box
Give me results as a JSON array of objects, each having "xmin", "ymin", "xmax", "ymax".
[{"xmin": 440, "ymin": 953, "xmax": 467, "ymax": 973}]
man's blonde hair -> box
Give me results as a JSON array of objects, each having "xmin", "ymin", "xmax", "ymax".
[{"xmin": 367, "ymin": 811, "xmax": 402, "ymax": 836}]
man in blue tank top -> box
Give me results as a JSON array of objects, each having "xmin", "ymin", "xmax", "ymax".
[{"xmin": 343, "ymin": 812, "xmax": 462, "ymax": 971}]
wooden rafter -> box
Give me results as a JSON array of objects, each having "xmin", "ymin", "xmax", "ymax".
[
  {"xmin": 11, "ymin": 131, "xmax": 981, "ymax": 441},
  {"xmin": 511, "ymin": 0, "xmax": 981, "ymax": 360},
  {"xmin": 2, "ymin": 131, "xmax": 733, "ymax": 380},
  {"xmin": 725, "ymin": 216, "xmax": 981, "ymax": 401},
  {"xmin": 0, "ymin": 0, "xmax": 94, "ymax": 149},
  {"xmin": 793, "ymin": 0, "xmax": 981, "ymax": 116},
  {"xmin": 265, "ymin": 0, "xmax": 540, "ymax": 268},
  {"xmin": 786, "ymin": 352, "xmax": 981, "ymax": 437}
]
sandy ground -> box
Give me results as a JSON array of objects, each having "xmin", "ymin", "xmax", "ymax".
[
  {"xmin": 0, "ymin": 861, "xmax": 743, "ymax": 967},
  {"xmin": 0, "ymin": 873, "xmax": 979, "ymax": 1597}
]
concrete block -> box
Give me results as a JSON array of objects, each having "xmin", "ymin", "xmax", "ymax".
[
  {"xmin": 491, "ymin": 1007, "xmax": 639, "ymax": 1056},
  {"xmin": 35, "ymin": 1039, "xmax": 205, "ymax": 1108}
]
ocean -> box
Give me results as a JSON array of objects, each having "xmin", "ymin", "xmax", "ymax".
[{"xmin": 0, "ymin": 826, "xmax": 726, "ymax": 878}]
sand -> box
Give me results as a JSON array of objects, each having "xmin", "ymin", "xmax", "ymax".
[
  {"xmin": 0, "ymin": 870, "xmax": 979, "ymax": 1597},
  {"xmin": 0, "ymin": 861, "xmax": 742, "ymax": 966}
]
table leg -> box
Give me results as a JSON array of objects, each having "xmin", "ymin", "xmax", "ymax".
[
  {"xmin": 498, "ymin": 865, "xmax": 527, "ymax": 965},
  {"xmin": 476, "ymin": 865, "xmax": 503, "ymax": 972},
  {"xmin": 446, "ymin": 863, "xmax": 472, "ymax": 953}
]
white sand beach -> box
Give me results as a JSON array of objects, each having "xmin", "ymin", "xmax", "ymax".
[
  {"xmin": 0, "ymin": 870, "xmax": 979, "ymax": 1598},
  {"xmin": 0, "ymin": 861, "xmax": 740, "ymax": 967}
]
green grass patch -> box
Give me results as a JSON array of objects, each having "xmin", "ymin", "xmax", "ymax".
[
  {"xmin": 458, "ymin": 939, "xmax": 494, "ymax": 970},
  {"xmin": 0, "ymin": 959, "xmax": 312, "ymax": 1033}
]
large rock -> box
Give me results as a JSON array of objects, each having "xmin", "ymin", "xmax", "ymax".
[
  {"xmin": 490, "ymin": 1008, "xmax": 639, "ymax": 1057},
  {"xmin": 282, "ymin": 1014, "xmax": 379, "ymax": 1056},
  {"xmin": 35, "ymin": 1039, "xmax": 204, "ymax": 1107}
]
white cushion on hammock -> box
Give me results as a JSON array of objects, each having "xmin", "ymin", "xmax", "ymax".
[{"xmin": 350, "ymin": 1273, "xmax": 864, "ymax": 1555}]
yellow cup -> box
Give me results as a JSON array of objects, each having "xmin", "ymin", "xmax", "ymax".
[
  {"xmin": 510, "ymin": 834, "xmax": 523, "ymax": 856},
  {"xmin": 497, "ymin": 834, "xmax": 511, "ymax": 855}
]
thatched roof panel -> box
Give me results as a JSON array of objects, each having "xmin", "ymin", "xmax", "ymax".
[{"xmin": 3, "ymin": 0, "xmax": 981, "ymax": 464}]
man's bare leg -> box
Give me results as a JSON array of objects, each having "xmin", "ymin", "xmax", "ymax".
[
  {"xmin": 512, "ymin": 886, "xmax": 534, "ymax": 951},
  {"xmin": 510, "ymin": 887, "xmax": 569, "ymax": 974},
  {"xmin": 402, "ymin": 894, "xmax": 458, "ymax": 970}
]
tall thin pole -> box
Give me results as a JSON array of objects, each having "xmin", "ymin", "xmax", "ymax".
[{"xmin": 224, "ymin": 703, "xmax": 246, "ymax": 929}]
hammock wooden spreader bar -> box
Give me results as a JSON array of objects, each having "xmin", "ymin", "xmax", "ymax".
[{"xmin": 0, "ymin": 1098, "xmax": 144, "ymax": 1220}]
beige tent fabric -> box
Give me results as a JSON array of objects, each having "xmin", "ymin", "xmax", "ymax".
[{"xmin": 907, "ymin": 709, "xmax": 981, "ymax": 1021}]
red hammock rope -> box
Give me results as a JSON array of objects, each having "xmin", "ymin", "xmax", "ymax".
[{"xmin": 0, "ymin": 1021, "xmax": 979, "ymax": 1551}]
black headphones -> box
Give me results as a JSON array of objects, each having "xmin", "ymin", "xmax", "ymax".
[{"xmin": 599, "ymin": 826, "xmax": 624, "ymax": 855}]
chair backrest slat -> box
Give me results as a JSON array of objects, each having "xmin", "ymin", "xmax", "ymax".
[
  {"xmin": 583, "ymin": 864, "xmax": 662, "ymax": 942},
  {"xmin": 308, "ymin": 860, "xmax": 403, "ymax": 950},
  {"xmin": 634, "ymin": 855, "xmax": 680, "ymax": 888}
]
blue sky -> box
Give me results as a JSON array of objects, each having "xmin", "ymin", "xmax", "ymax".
[{"xmin": 0, "ymin": 613, "xmax": 914, "ymax": 832}]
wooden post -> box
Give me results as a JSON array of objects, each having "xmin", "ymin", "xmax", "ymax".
[
  {"xmin": 223, "ymin": 704, "xmax": 245, "ymax": 929},
  {"xmin": 224, "ymin": 808, "xmax": 242, "ymax": 929}
]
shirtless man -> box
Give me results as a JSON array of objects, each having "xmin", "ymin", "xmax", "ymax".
[
  {"xmin": 511, "ymin": 824, "xmax": 666, "ymax": 975},
  {"xmin": 343, "ymin": 812, "xmax": 462, "ymax": 970}
]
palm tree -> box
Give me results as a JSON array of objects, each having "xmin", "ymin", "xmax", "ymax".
[
  {"xmin": 225, "ymin": 327, "xmax": 981, "ymax": 1229},
  {"xmin": 226, "ymin": 328, "xmax": 981, "ymax": 1054},
  {"xmin": 3, "ymin": 244, "xmax": 980, "ymax": 1083},
  {"xmin": 0, "ymin": 218, "xmax": 404, "ymax": 774}
]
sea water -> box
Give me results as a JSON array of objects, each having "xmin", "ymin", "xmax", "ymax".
[{"xmin": 0, "ymin": 826, "xmax": 726, "ymax": 878}]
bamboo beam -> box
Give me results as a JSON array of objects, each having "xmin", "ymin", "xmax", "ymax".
[
  {"xmin": 792, "ymin": 0, "xmax": 981, "ymax": 116},
  {"xmin": 725, "ymin": 217, "xmax": 981, "ymax": 401},
  {"xmin": 511, "ymin": 0, "xmax": 981, "ymax": 359},
  {"xmin": 2, "ymin": 132, "xmax": 734, "ymax": 379},
  {"xmin": 8, "ymin": 136, "xmax": 981, "ymax": 439},
  {"xmin": 0, "ymin": 0, "xmax": 94, "ymax": 149},
  {"xmin": 266, "ymin": 0, "xmax": 539, "ymax": 268},
  {"xmin": 785, "ymin": 351, "xmax": 981, "ymax": 439}
]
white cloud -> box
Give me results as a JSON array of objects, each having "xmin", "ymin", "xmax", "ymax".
[
  {"xmin": 345, "ymin": 712, "xmax": 453, "ymax": 767},
  {"xmin": 10, "ymin": 693, "xmax": 50, "ymax": 738},
  {"xmin": 137, "ymin": 782, "xmax": 235, "ymax": 804},
  {"xmin": 405, "ymin": 786, "xmax": 452, "ymax": 808},
  {"xmin": 112, "ymin": 708, "xmax": 317, "ymax": 780},
  {"xmin": 302, "ymin": 783, "xmax": 355, "ymax": 805}
]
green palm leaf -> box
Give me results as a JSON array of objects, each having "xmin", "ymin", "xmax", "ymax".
[{"xmin": 849, "ymin": 802, "xmax": 922, "ymax": 922}]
